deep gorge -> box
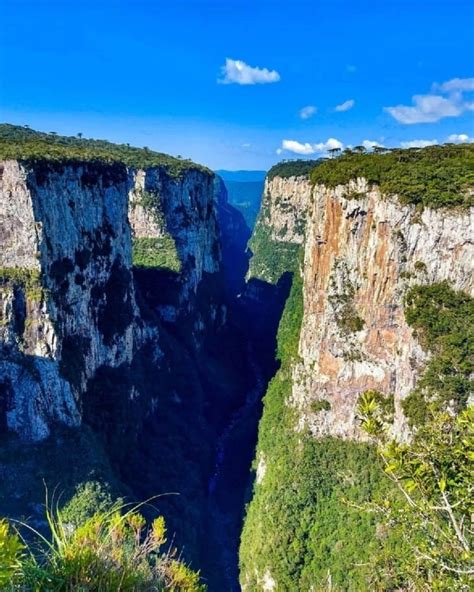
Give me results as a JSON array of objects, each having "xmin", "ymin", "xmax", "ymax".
[{"xmin": 0, "ymin": 126, "xmax": 473, "ymax": 591}]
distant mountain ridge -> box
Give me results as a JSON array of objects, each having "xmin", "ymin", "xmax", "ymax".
[
  {"xmin": 216, "ymin": 169, "xmax": 266, "ymax": 183},
  {"xmin": 215, "ymin": 170, "xmax": 265, "ymax": 229}
]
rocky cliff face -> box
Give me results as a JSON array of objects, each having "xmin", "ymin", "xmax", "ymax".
[
  {"xmin": 260, "ymin": 175, "xmax": 312, "ymax": 244},
  {"xmin": 129, "ymin": 167, "xmax": 220, "ymax": 298},
  {"xmin": 247, "ymin": 175, "xmax": 311, "ymax": 284},
  {"xmin": 0, "ymin": 158, "xmax": 222, "ymax": 441},
  {"xmin": 0, "ymin": 160, "xmax": 138, "ymax": 440},
  {"xmin": 293, "ymin": 179, "xmax": 473, "ymax": 440},
  {"xmin": 240, "ymin": 162, "xmax": 474, "ymax": 590},
  {"xmin": 244, "ymin": 169, "xmax": 474, "ymax": 442}
]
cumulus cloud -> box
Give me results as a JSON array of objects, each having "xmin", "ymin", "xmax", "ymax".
[
  {"xmin": 400, "ymin": 139, "xmax": 438, "ymax": 148},
  {"xmin": 387, "ymin": 95, "xmax": 464, "ymax": 124},
  {"xmin": 386, "ymin": 77, "xmax": 474, "ymax": 124},
  {"xmin": 362, "ymin": 140, "xmax": 384, "ymax": 150},
  {"xmin": 446, "ymin": 133, "xmax": 474, "ymax": 143},
  {"xmin": 280, "ymin": 140, "xmax": 315, "ymax": 155},
  {"xmin": 279, "ymin": 138, "xmax": 343, "ymax": 155},
  {"xmin": 299, "ymin": 105, "xmax": 317, "ymax": 119},
  {"xmin": 218, "ymin": 58, "xmax": 280, "ymax": 85},
  {"xmin": 334, "ymin": 99, "xmax": 355, "ymax": 112},
  {"xmin": 437, "ymin": 77, "xmax": 474, "ymax": 93}
]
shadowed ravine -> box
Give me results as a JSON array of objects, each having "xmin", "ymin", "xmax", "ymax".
[
  {"xmin": 205, "ymin": 343, "xmax": 266, "ymax": 590},
  {"xmin": 199, "ymin": 275, "xmax": 292, "ymax": 590}
]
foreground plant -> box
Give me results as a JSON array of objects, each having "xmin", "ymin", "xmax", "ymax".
[
  {"xmin": 0, "ymin": 520, "xmax": 24, "ymax": 587},
  {"xmin": 2, "ymin": 497, "xmax": 205, "ymax": 591},
  {"xmin": 357, "ymin": 392, "xmax": 474, "ymax": 590}
]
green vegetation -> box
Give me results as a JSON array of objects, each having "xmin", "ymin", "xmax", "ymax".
[
  {"xmin": 329, "ymin": 262, "xmax": 365, "ymax": 334},
  {"xmin": 0, "ymin": 124, "xmax": 211, "ymax": 178},
  {"xmin": 247, "ymin": 214, "xmax": 300, "ymax": 284},
  {"xmin": 275, "ymin": 271, "xmax": 303, "ymax": 363},
  {"xmin": 402, "ymin": 282, "xmax": 473, "ymax": 426},
  {"xmin": 311, "ymin": 143, "xmax": 474, "ymax": 209},
  {"xmin": 414, "ymin": 260, "xmax": 427, "ymax": 273},
  {"xmin": 132, "ymin": 237, "xmax": 181, "ymax": 272},
  {"xmin": 1, "ymin": 500, "xmax": 205, "ymax": 591},
  {"xmin": 240, "ymin": 271, "xmax": 395, "ymax": 590},
  {"xmin": 0, "ymin": 520, "xmax": 23, "ymax": 587},
  {"xmin": 0, "ymin": 268, "xmax": 43, "ymax": 301},
  {"xmin": 310, "ymin": 399, "xmax": 331, "ymax": 413},
  {"xmin": 130, "ymin": 188, "xmax": 181, "ymax": 272},
  {"xmin": 60, "ymin": 481, "xmax": 117, "ymax": 527},
  {"xmin": 241, "ymin": 275, "xmax": 472, "ymax": 590},
  {"xmin": 358, "ymin": 393, "xmax": 473, "ymax": 590},
  {"xmin": 267, "ymin": 159, "xmax": 320, "ymax": 181}
]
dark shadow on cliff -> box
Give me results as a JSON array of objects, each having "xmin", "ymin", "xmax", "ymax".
[{"xmin": 200, "ymin": 272, "xmax": 293, "ymax": 592}]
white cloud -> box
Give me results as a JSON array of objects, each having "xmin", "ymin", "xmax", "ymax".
[
  {"xmin": 386, "ymin": 77, "xmax": 474, "ymax": 124},
  {"xmin": 362, "ymin": 140, "xmax": 384, "ymax": 150},
  {"xmin": 242, "ymin": 142, "xmax": 252, "ymax": 148},
  {"xmin": 387, "ymin": 95, "xmax": 464, "ymax": 124},
  {"xmin": 280, "ymin": 140, "xmax": 315, "ymax": 155},
  {"xmin": 446, "ymin": 133, "xmax": 474, "ymax": 143},
  {"xmin": 334, "ymin": 99, "xmax": 355, "ymax": 112},
  {"xmin": 279, "ymin": 138, "xmax": 343, "ymax": 155},
  {"xmin": 314, "ymin": 138, "xmax": 344, "ymax": 152},
  {"xmin": 299, "ymin": 105, "xmax": 317, "ymax": 120},
  {"xmin": 437, "ymin": 77, "xmax": 474, "ymax": 93},
  {"xmin": 400, "ymin": 139, "xmax": 438, "ymax": 148},
  {"xmin": 218, "ymin": 58, "xmax": 280, "ymax": 85}
]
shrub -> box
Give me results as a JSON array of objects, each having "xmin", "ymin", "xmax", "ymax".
[
  {"xmin": 60, "ymin": 481, "xmax": 116, "ymax": 527},
  {"xmin": 358, "ymin": 395, "xmax": 474, "ymax": 590},
  {"xmin": 2, "ymin": 500, "xmax": 206, "ymax": 591},
  {"xmin": 0, "ymin": 268, "xmax": 43, "ymax": 301},
  {"xmin": 0, "ymin": 520, "xmax": 24, "ymax": 587},
  {"xmin": 310, "ymin": 399, "xmax": 331, "ymax": 413}
]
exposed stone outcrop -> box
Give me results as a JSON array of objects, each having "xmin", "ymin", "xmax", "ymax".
[
  {"xmin": 288, "ymin": 179, "xmax": 473, "ymax": 440},
  {"xmin": 129, "ymin": 167, "xmax": 220, "ymax": 298},
  {"xmin": 260, "ymin": 175, "xmax": 312, "ymax": 244},
  {"xmin": 0, "ymin": 158, "xmax": 223, "ymax": 441},
  {"xmin": 0, "ymin": 160, "xmax": 139, "ymax": 440}
]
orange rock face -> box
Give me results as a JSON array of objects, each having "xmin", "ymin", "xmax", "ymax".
[{"xmin": 292, "ymin": 179, "xmax": 474, "ymax": 440}]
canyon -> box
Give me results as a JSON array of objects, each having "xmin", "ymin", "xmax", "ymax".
[{"xmin": 0, "ymin": 127, "xmax": 473, "ymax": 591}]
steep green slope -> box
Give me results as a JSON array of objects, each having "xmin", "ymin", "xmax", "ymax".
[
  {"xmin": 239, "ymin": 273, "xmax": 396, "ymax": 590},
  {"xmin": 247, "ymin": 216, "xmax": 300, "ymax": 284}
]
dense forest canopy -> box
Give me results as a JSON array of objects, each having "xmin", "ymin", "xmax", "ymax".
[
  {"xmin": 0, "ymin": 124, "xmax": 211, "ymax": 177},
  {"xmin": 310, "ymin": 143, "xmax": 474, "ymax": 208},
  {"xmin": 267, "ymin": 159, "xmax": 321, "ymax": 180}
]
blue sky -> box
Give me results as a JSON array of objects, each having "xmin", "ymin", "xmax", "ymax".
[{"xmin": 1, "ymin": 0, "xmax": 473, "ymax": 169}]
